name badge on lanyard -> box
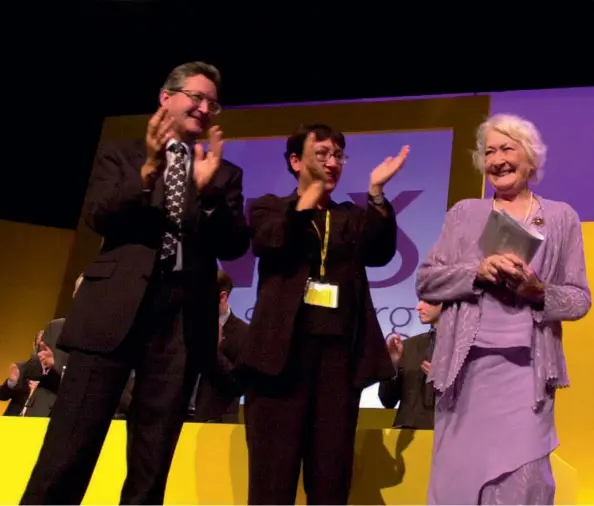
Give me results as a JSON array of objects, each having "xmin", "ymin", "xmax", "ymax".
[{"xmin": 304, "ymin": 210, "xmax": 339, "ymax": 309}]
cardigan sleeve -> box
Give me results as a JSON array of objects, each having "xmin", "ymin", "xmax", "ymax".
[{"xmin": 533, "ymin": 204, "xmax": 591, "ymax": 323}]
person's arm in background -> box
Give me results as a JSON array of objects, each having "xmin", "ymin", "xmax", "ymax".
[
  {"xmin": 0, "ymin": 363, "xmax": 30, "ymax": 401},
  {"xmin": 208, "ymin": 320, "xmax": 249, "ymax": 397},
  {"xmin": 378, "ymin": 333, "xmax": 405, "ymax": 409},
  {"xmin": 378, "ymin": 368, "xmax": 403, "ymax": 409},
  {"xmin": 34, "ymin": 342, "xmax": 65, "ymax": 394}
]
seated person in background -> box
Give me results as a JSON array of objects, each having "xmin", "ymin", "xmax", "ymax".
[
  {"xmin": 0, "ymin": 274, "xmax": 84, "ymax": 417},
  {"xmin": 1, "ymin": 329, "xmax": 67, "ymax": 417},
  {"xmin": 190, "ymin": 268, "xmax": 249, "ymax": 423},
  {"xmin": 27, "ymin": 273, "xmax": 84, "ymax": 383},
  {"xmin": 379, "ymin": 300, "xmax": 442, "ymax": 430},
  {"xmin": 1, "ymin": 361, "xmax": 35, "ymax": 416}
]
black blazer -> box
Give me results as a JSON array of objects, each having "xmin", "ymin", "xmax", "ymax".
[
  {"xmin": 241, "ymin": 192, "xmax": 397, "ymax": 389},
  {"xmin": 57, "ymin": 140, "xmax": 250, "ymax": 373},
  {"xmin": 193, "ymin": 312, "xmax": 249, "ymax": 423},
  {"xmin": 378, "ymin": 332, "xmax": 435, "ymax": 430}
]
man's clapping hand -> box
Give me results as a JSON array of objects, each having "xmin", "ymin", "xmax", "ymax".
[
  {"xmin": 141, "ymin": 107, "xmax": 176, "ymax": 188},
  {"xmin": 193, "ymin": 126, "xmax": 224, "ymax": 191}
]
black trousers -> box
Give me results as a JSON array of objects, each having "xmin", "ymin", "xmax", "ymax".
[
  {"xmin": 20, "ymin": 273, "xmax": 199, "ymax": 505},
  {"xmin": 245, "ymin": 333, "xmax": 361, "ymax": 505}
]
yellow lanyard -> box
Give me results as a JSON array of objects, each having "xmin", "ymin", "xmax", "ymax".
[{"xmin": 311, "ymin": 210, "xmax": 330, "ymax": 281}]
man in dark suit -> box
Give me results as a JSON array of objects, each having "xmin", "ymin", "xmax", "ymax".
[
  {"xmin": 191, "ymin": 268, "xmax": 249, "ymax": 423},
  {"xmin": 241, "ymin": 124, "xmax": 410, "ymax": 504},
  {"xmin": 21, "ymin": 61, "xmax": 250, "ymax": 505},
  {"xmin": 379, "ymin": 299, "xmax": 442, "ymax": 430}
]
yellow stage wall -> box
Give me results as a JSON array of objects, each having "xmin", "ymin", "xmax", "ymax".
[
  {"xmin": 0, "ymin": 220, "xmax": 75, "ymax": 379},
  {"xmin": 0, "ymin": 418, "xmax": 578, "ymax": 505}
]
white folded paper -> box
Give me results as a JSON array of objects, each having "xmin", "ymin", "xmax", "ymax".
[{"xmin": 478, "ymin": 209, "xmax": 544, "ymax": 264}]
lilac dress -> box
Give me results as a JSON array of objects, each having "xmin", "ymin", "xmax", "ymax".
[{"xmin": 416, "ymin": 197, "xmax": 591, "ymax": 505}]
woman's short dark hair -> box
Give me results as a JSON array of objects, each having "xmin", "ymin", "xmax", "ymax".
[{"xmin": 284, "ymin": 124, "xmax": 346, "ymax": 178}]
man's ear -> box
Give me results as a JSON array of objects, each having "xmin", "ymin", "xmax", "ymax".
[
  {"xmin": 159, "ymin": 89, "xmax": 171, "ymax": 109},
  {"xmin": 289, "ymin": 153, "xmax": 302, "ymax": 176}
]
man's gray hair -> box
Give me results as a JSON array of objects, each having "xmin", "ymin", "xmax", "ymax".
[{"xmin": 162, "ymin": 61, "xmax": 221, "ymax": 92}]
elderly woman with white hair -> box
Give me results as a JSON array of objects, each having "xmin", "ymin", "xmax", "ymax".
[{"xmin": 417, "ymin": 113, "xmax": 591, "ymax": 504}]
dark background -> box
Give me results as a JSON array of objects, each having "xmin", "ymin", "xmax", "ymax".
[{"xmin": 5, "ymin": 1, "xmax": 593, "ymax": 230}]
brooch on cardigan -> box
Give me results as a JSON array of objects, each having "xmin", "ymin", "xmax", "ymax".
[{"xmin": 531, "ymin": 217, "xmax": 544, "ymax": 226}]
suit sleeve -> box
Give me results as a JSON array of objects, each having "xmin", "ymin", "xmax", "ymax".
[
  {"xmin": 360, "ymin": 200, "xmax": 398, "ymax": 267},
  {"xmin": 201, "ymin": 165, "xmax": 250, "ymax": 261},
  {"xmin": 0, "ymin": 380, "xmax": 21, "ymax": 401},
  {"xmin": 0, "ymin": 363, "xmax": 30, "ymax": 401},
  {"xmin": 84, "ymin": 144, "xmax": 152, "ymax": 237},
  {"xmin": 250, "ymin": 194, "xmax": 316, "ymax": 259},
  {"xmin": 209, "ymin": 321, "xmax": 249, "ymax": 397},
  {"xmin": 378, "ymin": 366, "xmax": 402, "ymax": 409}
]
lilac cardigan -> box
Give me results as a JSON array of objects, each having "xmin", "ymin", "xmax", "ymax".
[{"xmin": 416, "ymin": 196, "xmax": 591, "ymax": 409}]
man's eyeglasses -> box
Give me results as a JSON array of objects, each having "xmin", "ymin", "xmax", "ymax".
[
  {"xmin": 315, "ymin": 150, "xmax": 348, "ymax": 165},
  {"xmin": 169, "ymin": 89, "xmax": 222, "ymax": 116}
]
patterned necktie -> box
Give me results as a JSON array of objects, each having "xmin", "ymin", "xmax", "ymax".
[{"xmin": 160, "ymin": 142, "xmax": 187, "ymax": 261}]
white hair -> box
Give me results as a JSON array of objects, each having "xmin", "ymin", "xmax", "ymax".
[{"xmin": 472, "ymin": 113, "xmax": 548, "ymax": 182}]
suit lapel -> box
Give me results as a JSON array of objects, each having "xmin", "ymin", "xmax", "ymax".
[{"xmin": 152, "ymin": 176, "xmax": 165, "ymax": 208}]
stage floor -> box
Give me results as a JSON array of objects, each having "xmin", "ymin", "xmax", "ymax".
[{"xmin": 0, "ymin": 417, "xmax": 577, "ymax": 504}]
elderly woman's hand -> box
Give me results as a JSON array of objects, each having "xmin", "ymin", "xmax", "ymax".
[
  {"xmin": 477, "ymin": 254, "xmax": 524, "ymax": 284},
  {"xmin": 499, "ymin": 253, "xmax": 545, "ymax": 303}
]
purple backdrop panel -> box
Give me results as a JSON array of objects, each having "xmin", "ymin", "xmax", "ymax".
[
  {"xmin": 488, "ymin": 87, "xmax": 594, "ymax": 221},
  {"xmin": 220, "ymin": 130, "xmax": 453, "ymax": 407}
]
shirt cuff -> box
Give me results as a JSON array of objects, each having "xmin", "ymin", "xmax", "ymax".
[{"xmin": 6, "ymin": 379, "xmax": 17, "ymax": 388}]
